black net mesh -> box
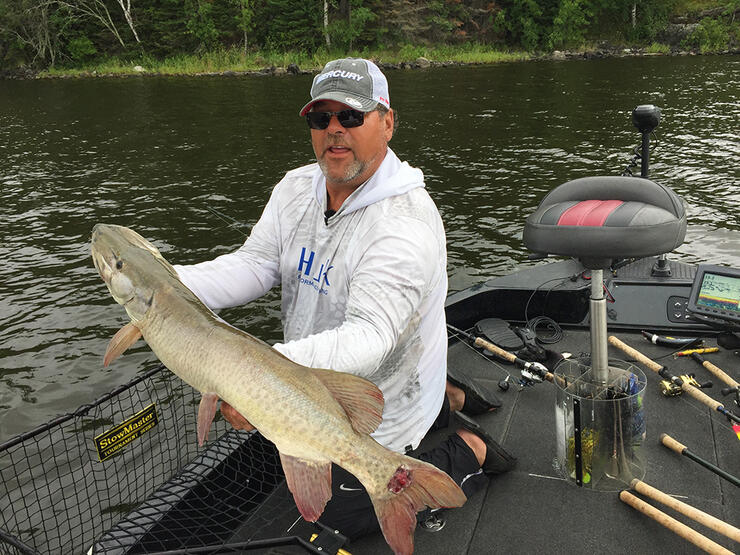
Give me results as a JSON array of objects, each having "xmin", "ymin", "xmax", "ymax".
[{"xmin": 0, "ymin": 364, "xmax": 297, "ymax": 554}]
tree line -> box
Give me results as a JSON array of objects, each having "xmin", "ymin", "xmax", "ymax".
[{"xmin": 0, "ymin": 0, "xmax": 737, "ymax": 70}]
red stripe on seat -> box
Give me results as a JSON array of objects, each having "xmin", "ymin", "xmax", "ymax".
[{"xmin": 557, "ymin": 200, "xmax": 624, "ymax": 226}]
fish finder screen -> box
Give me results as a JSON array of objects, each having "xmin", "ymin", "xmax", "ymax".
[{"xmin": 689, "ymin": 265, "xmax": 740, "ymax": 323}]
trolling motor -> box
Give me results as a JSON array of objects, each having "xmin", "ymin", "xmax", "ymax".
[
  {"xmin": 623, "ymin": 104, "xmax": 661, "ymax": 179},
  {"xmin": 632, "ymin": 104, "xmax": 661, "ymax": 178},
  {"xmin": 623, "ymin": 104, "xmax": 675, "ymax": 277}
]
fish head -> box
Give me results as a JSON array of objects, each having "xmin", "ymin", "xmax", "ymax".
[{"xmin": 91, "ymin": 224, "xmax": 176, "ymax": 322}]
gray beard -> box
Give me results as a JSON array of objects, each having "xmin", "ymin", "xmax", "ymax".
[{"xmin": 318, "ymin": 156, "xmax": 366, "ymax": 184}]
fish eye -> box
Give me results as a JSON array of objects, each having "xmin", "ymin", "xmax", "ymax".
[{"xmin": 116, "ymin": 260, "xmax": 123, "ymax": 270}]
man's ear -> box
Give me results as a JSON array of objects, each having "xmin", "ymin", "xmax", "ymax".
[{"xmin": 384, "ymin": 109, "xmax": 395, "ymax": 141}]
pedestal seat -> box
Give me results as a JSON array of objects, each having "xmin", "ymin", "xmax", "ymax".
[{"xmin": 523, "ymin": 176, "xmax": 686, "ymax": 268}]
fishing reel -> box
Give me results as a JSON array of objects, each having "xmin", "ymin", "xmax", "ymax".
[
  {"xmin": 660, "ymin": 374, "xmax": 712, "ymax": 397},
  {"xmin": 518, "ymin": 361, "xmax": 549, "ymax": 386}
]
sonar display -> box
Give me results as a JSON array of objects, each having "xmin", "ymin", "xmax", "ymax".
[{"xmin": 696, "ymin": 272, "xmax": 740, "ymax": 315}]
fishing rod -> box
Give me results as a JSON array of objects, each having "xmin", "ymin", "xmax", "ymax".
[
  {"xmin": 627, "ymin": 478, "xmax": 740, "ymax": 542},
  {"xmin": 608, "ymin": 336, "xmax": 740, "ymax": 424},
  {"xmin": 689, "ymin": 352, "xmax": 740, "ymax": 410},
  {"xmin": 446, "ymin": 324, "xmax": 550, "ymax": 384},
  {"xmin": 204, "ymin": 205, "xmax": 250, "ymax": 237},
  {"xmin": 619, "ymin": 490, "xmax": 736, "ymax": 554},
  {"xmin": 689, "ymin": 353, "xmax": 739, "ymax": 388},
  {"xmin": 660, "ymin": 433, "xmax": 740, "ymax": 488}
]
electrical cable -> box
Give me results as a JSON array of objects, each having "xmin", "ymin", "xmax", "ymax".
[
  {"xmin": 523, "ymin": 274, "xmax": 577, "ymax": 324},
  {"xmin": 527, "ymin": 315, "xmax": 564, "ymax": 344},
  {"xmin": 621, "ymin": 131, "xmax": 659, "ymax": 177}
]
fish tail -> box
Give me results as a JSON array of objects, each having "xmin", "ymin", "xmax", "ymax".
[{"xmin": 369, "ymin": 458, "xmax": 466, "ymax": 555}]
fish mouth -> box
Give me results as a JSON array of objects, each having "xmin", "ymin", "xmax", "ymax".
[
  {"xmin": 90, "ymin": 226, "xmax": 135, "ymax": 306},
  {"xmin": 91, "ymin": 246, "xmax": 110, "ymax": 283},
  {"xmin": 90, "ymin": 229, "xmax": 113, "ymax": 283}
]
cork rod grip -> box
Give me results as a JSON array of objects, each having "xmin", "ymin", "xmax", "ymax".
[
  {"xmin": 608, "ymin": 335, "xmax": 661, "ymax": 372},
  {"xmin": 703, "ymin": 361, "xmax": 739, "ymax": 389},
  {"xmin": 473, "ymin": 337, "xmax": 517, "ymax": 363},
  {"xmin": 629, "ymin": 479, "xmax": 740, "ymax": 543},
  {"xmin": 659, "ymin": 433, "xmax": 686, "ymax": 455},
  {"xmin": 618, "ymin": 491, "xmax": 734, "ymax": 555}
]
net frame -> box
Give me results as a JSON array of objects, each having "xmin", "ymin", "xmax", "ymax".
[{"xmin": 0, "ymin": 364, "xmax": 301, "ymax": 554}]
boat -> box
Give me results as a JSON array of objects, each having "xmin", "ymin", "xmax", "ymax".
[{"xmin": 1, "ymin": 105, "xmax": 738, "ymax": 555}]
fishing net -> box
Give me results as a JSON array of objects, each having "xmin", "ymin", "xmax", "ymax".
[{"xmin": 0, "ymin": 364, "xmax": 297, "ymax": 554}]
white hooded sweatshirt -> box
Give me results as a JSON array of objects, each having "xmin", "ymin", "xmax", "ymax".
[{"xmin": 174, "ymin": 148, "xmax": 448, "ymax": 453}]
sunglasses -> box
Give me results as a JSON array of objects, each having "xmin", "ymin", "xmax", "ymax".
[{"xmin": 306, "ymin": 109, "xmax": 365, "ymax": 130}]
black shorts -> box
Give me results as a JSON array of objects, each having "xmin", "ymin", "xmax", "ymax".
[{"xmin": 318, "ymin": 396, "xmax": 487, "ymax": 540}]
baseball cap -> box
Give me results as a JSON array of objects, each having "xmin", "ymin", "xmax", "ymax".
[{"xmin": 299, "ymin": 58, "xmax": 390, "ymax": 116}]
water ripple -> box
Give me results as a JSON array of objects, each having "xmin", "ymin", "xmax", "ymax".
[{"xmin": 1, "ymin": 56, "xmax": 739, "ymax": 437}]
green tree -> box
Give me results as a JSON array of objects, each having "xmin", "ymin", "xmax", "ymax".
[
  {"xmin": 256, "ymin": 0, "xmax": 321, "ymax": 51},
  {"xmin": 0, "ymin": 0, "xmax": 70, "ymax": 67},
  {"xmin": 327, "ymin": 0, "xmax": 375, "ymax": 49},
  {"xmin": 497, "ymin": 0, "xmax": 546, "ymax": 50},
  {"xmin": 185, "ymin": 0, "xmax": 219, "ymax": 49},
  {"xmin": 233, "ymin": 0, "xmax": 254, "ymax": 52},
  {"xmin": 548, "ymin": 0, "xmax": 593, "ymax": 48},
  {"xmin": 684, "ymin": 17, "xmax": 731, "ymax": 52}
]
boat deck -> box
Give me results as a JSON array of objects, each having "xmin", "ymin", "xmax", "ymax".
[{"xmin": 257, "ymin": 328, "xmax": 739, "ymax": 554}]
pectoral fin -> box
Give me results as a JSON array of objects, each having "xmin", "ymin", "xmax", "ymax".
[
  {"xmin": 311, "ymin": 368, "xmax": 384, "ymax": 435},
  {"xmin": 103, "ymin": 322, "xmax": 142, "ymax": 367},
  {"xmin": 279, "ymin": 452, "xmax": 332, "ymax": 522},
  {"xmin": 197, "ymin": 393, "xmax": 219, "ymax": 446}
]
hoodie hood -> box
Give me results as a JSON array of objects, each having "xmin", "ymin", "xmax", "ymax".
[{"xmin": 311, "ymin": 148, "xmax": 425, "ymax": 217}]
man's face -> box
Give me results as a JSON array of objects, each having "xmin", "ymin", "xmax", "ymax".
[{"xmin": 310, "ymin": 100, "xmax": 394, "ymax": 191}]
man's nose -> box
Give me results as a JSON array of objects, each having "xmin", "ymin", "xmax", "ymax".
[{"xmin": 326, "ymin": 114, "xmax": 345, "ymax": 133}]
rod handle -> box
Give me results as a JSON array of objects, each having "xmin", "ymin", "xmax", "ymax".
[
  {"xmin": 702, "ymin": 361, "xmax": 739, "ymax": 389},
  {"xmin": 680, "ymin": 383, "xmax": 723, "ymax": 411},
  {"xmin": 619, "ymin": 491, "xmax": 734, "ymax": 555},
  {"xmin": 608, "ymin": 335, "xmax": 662, "ymax": 372},
  {"xmin": 660, "ymin": 433, "xmax": 740, "ymax": 487},
  {"xmin": 629, "ymin": 479, "xmax": 740, "ymax": 543},
  {"xmin": 659, "ymin": 433, "xmax": 686, "ymax": 455},
  {"xmin": 472, "ymin": 337, "xmax": 517, "ymax": 363}
]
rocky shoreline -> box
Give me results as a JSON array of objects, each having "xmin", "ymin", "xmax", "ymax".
[{"xmin": 2, "ymin": 45, "xmax": 738, "ymax": 80}]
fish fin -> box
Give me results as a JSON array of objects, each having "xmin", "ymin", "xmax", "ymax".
[
  {"xmin": 103, "ymin": 322, "xmax": 142, "ymax": 367},
  {"xmin": 371, "ymin": 459, "xmax": 466, "ymax": 555},
  {"xmin": 197, "ymin": 393, "xmax": 219, "ymax": 446},
  {"xmin": 311, "ymin": 368, "xmax": 384, "ymax": 435},
  {"xmin": 279, "ymin": 453, "xmax": 332, "ymax": 522}
]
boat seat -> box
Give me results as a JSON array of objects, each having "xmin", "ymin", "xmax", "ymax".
[{"xmin": 523, "ymin": 176, "xmax": 686, "ymax": 268}]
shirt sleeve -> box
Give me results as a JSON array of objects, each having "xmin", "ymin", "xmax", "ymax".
[
  {"xmin": 274, "ymin": 215, "xmax": 442, "ymax": 379},
  {"xmin": 174, "ymin": 191, "xmax": 282, "ymax": 310}
]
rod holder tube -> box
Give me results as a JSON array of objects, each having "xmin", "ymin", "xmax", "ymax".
[{"xmin": 590, "ymin": 269, "xmax": 609, "ymax": 384}]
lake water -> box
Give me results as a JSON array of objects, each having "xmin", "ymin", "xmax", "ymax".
[{"xmin": 1, "ymin": 55, "xmax": 739, "ymax": 441}]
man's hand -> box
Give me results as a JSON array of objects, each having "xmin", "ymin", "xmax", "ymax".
[{"xmin": 220, "ymin": 401, "xmax": 256, "ymax": 431}]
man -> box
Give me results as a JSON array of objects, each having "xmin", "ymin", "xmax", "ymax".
[{"xmin": 174, "ymin": 57, "xmax": 514, "ymax": 540}]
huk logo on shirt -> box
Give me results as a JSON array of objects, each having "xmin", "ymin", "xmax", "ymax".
[{"xmin": 297, "ymin": 247, "xmax": 333, "ymax": 295}]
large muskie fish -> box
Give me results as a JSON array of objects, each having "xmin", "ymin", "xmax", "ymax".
[{"xmin": 90, "ymin": 224, "xmax": 465, "ymax": 555}]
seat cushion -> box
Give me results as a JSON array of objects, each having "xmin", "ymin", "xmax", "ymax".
[{"xmin": 523, "ymin": 176, "xmax": 686, "ymax": 266}]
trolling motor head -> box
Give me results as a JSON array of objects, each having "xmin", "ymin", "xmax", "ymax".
[{"xmin": 632, "ymin": 105, "xmax": 661, "ymax": 134}]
